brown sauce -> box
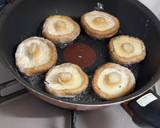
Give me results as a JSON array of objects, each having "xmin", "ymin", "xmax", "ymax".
[{"xmin": 63, "ymin": 43, "xmax": 97, "ymax": 69}]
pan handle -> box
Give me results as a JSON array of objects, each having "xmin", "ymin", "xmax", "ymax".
[{"xmin": 123, "ymin": 90, "xmax": 160, "ymax": 127}]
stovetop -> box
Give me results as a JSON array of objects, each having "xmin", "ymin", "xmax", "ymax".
[
  {"xmin": 0, "ymin": 93, "xmax": 140, "ymax": 128},
  {"xmin": 0, "ymin": 0, "xmax": 160, "ymax": 128}
]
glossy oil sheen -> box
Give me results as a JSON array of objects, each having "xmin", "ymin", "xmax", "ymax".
[{"xmin": 0, "ymin": 0, "xmax": 160, "ymax": 108}]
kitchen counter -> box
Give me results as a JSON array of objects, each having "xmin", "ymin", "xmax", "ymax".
[
  {"xmin": 0, "ymin": 93, "xmax": 71, "ymax": 128},
  {"xmin": 0, "ymin": 93, "xmax": 139, "ymax": 128}
]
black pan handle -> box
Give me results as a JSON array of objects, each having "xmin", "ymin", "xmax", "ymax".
[{"xmin": 126, "ymin": 90, "xmax": 160, "ymax": 128}]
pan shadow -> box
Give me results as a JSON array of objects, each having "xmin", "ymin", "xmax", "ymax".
[
  {"xmin": 0, "ymin": 93, "xmax": 70, "ymax": 118},
  {"xmin": 0, "ymin": 93, "xmax": 72, "ymax": 128}
]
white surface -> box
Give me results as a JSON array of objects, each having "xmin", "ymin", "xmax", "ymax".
[
  {"xmin": 136, "ymin": 93, "xmax": 158, "ymax": 107},
  {"xmin": 0, "ymin": 93, "xmax": 71, "ymax": 128},
  {"xmin": 138, "ymin": 0, "xmax": 160, "ymax": 18},
  {"xmin": 75, "ymin": 106, "xmax": 139, "ymax": 128},
  {"xmin": 155, "ymin": 81, "xmax": 160, "ymax": 96}
]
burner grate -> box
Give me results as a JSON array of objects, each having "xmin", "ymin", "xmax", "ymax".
[
  {"xmin": 0, "ymin": 0, "xmax": 27, "ymax": 103},
  {"xmin": 0, "ymin": 0, "xmax": 9, "ymax": 10}
]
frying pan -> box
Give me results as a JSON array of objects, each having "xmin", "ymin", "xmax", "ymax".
[{"xmin": 0, "ymin": 0, "xmax": 160, "ymax": 127}]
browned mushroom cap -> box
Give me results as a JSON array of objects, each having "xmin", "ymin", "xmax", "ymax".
[
  {"xmin": 109, "ymin": 35, "xmax": 146, "ymax": 65},
  {"xmin": 92, "ymin": 63, "xmax": 135, "ymax": 100},
  {"xmin": 81, "ymin": 10, "xmax": 120, "ymax": 39},
  {"xmin": 42, "ymin": 15, "xmax": 80, "ymax": 44},
  {"xmin": 15, "ymin": 36, "xmax": 57, "ymax": 76},
  {"xmin": 45, "ymin": 63, "xmax": 89, "ymax": 97}
]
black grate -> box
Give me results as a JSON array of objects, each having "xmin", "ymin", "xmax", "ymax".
[
  {"xmin": 0, "ymin": 0, "xmax": 9, "ymax": 10},
  {"xmin": 0, "ymin": 0, "xmax": 28, "ymax": 103}
]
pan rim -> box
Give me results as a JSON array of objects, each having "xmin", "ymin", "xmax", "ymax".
[{"xmin": 0, "ymin": 0, "xmax": 160, "ymax": 108}]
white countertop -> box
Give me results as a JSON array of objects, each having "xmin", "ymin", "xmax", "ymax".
[
  {"xmin": 0, "ymin": 93, "xmax": 139, "ymax": 128},
  {"xmin": 0, "ymin": 93, "xmax": 71, "ymax": 128}
]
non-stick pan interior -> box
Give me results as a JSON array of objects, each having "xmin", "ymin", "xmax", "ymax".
[{"xmin": 0, "ymin": 0, "xmax": 160, "ymax": 104}]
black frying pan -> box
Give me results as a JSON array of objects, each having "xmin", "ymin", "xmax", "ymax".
[{"xmin": 0, "ymin": 0, "xmax": 160, "ymax": 127}]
